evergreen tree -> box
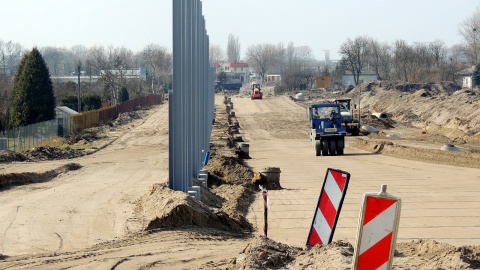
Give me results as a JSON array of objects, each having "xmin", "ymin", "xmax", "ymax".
[
  {"xmin": 10, "ymin": 48, "xmax": 55, "ymax": 128},
  {"xmin": 217, "ymin": 71, "xmax": 227, "ymax": 84},
  {"xmin": 473, "ymin": 64, "xmax": 480, "ymax": 88},
  {"xmin": 60, "ymin": 95, "xmax": 79, "ymax": 111},
  {"xmin": 82, "ymin": 94, "xmax": 102, "ymax": 111},
  {"xmin": 119, "ymin": 87, "xmax": 129, "ymax": 102}
]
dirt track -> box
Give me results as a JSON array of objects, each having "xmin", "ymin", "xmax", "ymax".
[
  {"xmin": 0, "ymin": 106, "xmax": 170, "ymax": 256},
  {"xmin": 1, "ymin": 91, "xmax": 480, "ymax": 269}
]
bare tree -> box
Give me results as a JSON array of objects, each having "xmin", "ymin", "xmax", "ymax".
[
  {"xmin": 438, "ymin": 47, "xmax": 462, "ymax": 81},
  {"xmin": 140, "ymin": 44, "xmax": 172, "ymax": 93},
  {"xmin": 245, "ymin": 43, "xmax": 279, "ymax": 82},
  {"xmin": 339, "ymin": 36, "xmax": 371, "ymax": 85},
  {"xmin": 459, "ymin": 5, "xmax": 480, "ymax": 64},
  {"xmin": 411, "ymin": 43, "xmax": 434, "ymax": 81},
  {"xmin": 209, "ymin": 44, "xmax": 224, "ymax": 68},
  {"xmin": 368, "ymin": 39, "xmax": 392, "ymax": 80},
  {"xmin": 0, "ymin": 40, "xmax": 4, "ymax": 76},
  {"xmin": 393, "ymin": 40, "xmax": 408, "ymax": 81},
  {"xmin": 4, "ymin": 41, "xmax": 24, "ymax": 76},
  {"xmin": 40, "ymin": 47, "xmax": 65, "ymax": 76},
  {"xmin": 429, "ymin": 40, "xmax": 447, "ymax": 67},
  {"xmin": 281, "ymin": 42, "xmax": 303, "ymax": 90},
  {"xmin": 87, "ymin": 45, "xmax": 134, "ymax": 104},
  {"xmin": 227, "ymin": 34, "xmax": 241, "ymax": 63}
]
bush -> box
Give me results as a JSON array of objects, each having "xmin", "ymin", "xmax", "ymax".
[
  {"xmin": 60, "ymin": 95, "xmax": 80, "ymax": 111},
  {"xmin": 82, "ymin": 94, "xmax": 102, "ymax": 111},
  {"xmin": 119, "ymin": 87, "xmax": 129, "ymax": 103}
]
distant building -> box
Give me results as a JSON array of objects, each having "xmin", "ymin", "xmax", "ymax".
[
  {"xmin": 51, "ymin": 67, "xmax": 147, "ymax": 83},
  {"xmin": 55, "ymin": 106, "xmax": 78, "ymax": 136},
  {"xmin": 315, "ymin": 76, "xmax": 332, "ymax": 89},
  {"xmin": 218, "ymin": 63, "xmax": 250, "ymax": 83},
  {"xmin": 342, "ymin": 70, "xmax": 377, "ymax": 86},
  {"xmin": 456, "ymin": 66, "xmax": 475, "ymax": 89},
  {"xmin": 265, "ymin": 74, "xmax": 281, "ymax": 86},
  {"xmin": 100, "ymin": 67, "xmax": 147, "ymax": 81}
]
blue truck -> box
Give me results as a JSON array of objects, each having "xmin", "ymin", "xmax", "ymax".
[
  {"xmin": 307, "ymin": 103, "xmax": 347, "ymax": 156},
  {"xmin": 215, "ymin": 81, "xmax": 242, "ymax": 91}
]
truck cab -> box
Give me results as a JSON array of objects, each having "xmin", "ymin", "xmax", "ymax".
[
  {"xmin": 251, "ymin": 83, "xmax": 262, "ymax": 99},
  {"xmin": 307, "ymin": 104, "xmax": 346, "ymax": 156},
  {"xmin": 334, "ymin": 98, "xmax": 360, "ymax": 136}
]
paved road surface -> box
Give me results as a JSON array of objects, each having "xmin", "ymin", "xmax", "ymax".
[{"xmin": 236, "ymin": 95, "xmax": 480, "ymax": 247}]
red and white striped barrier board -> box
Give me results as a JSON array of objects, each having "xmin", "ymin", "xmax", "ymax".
[
  {"xmin": 306, "ymin": 168, "xmax": 350, "ymax": 247},
  {"xmin": 352, "ymin": 185, "xmax": 402, "ymax": 270}
]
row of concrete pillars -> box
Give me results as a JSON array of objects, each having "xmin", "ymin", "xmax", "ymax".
[
  {"xmin": 225, "ymin": 96, "xmax": 249, "ymax": 157},
  {"xmin": 187, "ymin": 169, "xmax": 208, "ymax": 200}
]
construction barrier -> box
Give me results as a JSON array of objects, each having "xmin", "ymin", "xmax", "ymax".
[
  {"xmin": 306, "ymin": 168, "xmax": 350, "ymax": 247},
  {"xmin": 352, "ymin": 185, "xmax": 402, "ymax": 270}
]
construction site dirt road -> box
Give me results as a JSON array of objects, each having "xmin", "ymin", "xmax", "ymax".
[{"xmin": 1, "ymin": 87, "xmax": 480, "ymax": 269}]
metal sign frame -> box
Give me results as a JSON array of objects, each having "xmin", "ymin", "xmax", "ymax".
[
  {"xmin": 352, "ymin": 185, "xmax": 402, "ymax": 270},
  {"xmin": 306, "ymin": 168, "xmax": 350, "ymax": 247}
]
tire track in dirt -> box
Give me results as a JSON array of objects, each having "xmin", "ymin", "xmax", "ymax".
[{"xmin": 1, "ymin": 206, "xmax": 20, "ymax": 254}]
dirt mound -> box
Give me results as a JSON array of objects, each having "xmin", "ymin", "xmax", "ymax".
[
  {"xmin": 371, "ymin": 81, "xmax": 461, "ymax": 95},
  {"xmin": 135, "ymin": 183, "xmax": 251, "ymax": 233},
  {"xmin": 394, "ymin": 240, "xmax": 480, "ymax": 269},
  {"xmin": 110, "ymin": 111, "xmax": 143, "ymax": 126},
  {"xmin": 0, "ymin": 150, "xmax": 29, "ymax": 163},
  {"xmin": 345, "ymin": 80, "xmax": 480, "ymax": 137},
  {"xmin": 353, "ymin": 138, "xmax": 480, "ymax": 169},
  {"xmin": 231, "ymin": 236, "xmax": 302, "ymax": 269},
  {"xmin": 206, "ymin": 155, "xmax": 254, "ymax": 187},
  {"xmin": 290, "ymin": 240, "xmax": 353, "ymax": 269},
  {"xmin": 360, "ymin": 114, "xmax": 396, "ymax": 131},
  {"xmin": 0, "ymin": 163, "xmax": 82, "ymax": 190},
  {"xmin": 67, "ymin": 129, "xmax": 104, "ymax": 144},
  {"xmin": 23, "ymin": 146, "xmax": 87, "ymax": 161},
  {"xmin": 227, "ymin": 238, "xmax": 480, "ymax": 269}
]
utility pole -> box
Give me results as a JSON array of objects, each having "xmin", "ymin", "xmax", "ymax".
[
  {"xmin": 77, "ymin": 63, "xmax": 81, "ymax": 113},
  {"xmin": 474, "ymin": 28, "xmax": 477, "ymax": 64},
  {"xmin": 322, "ymin": 50, "xmax": 330, "ymax": 67},
  {"xmin": 152, "ymin": 75, "xmax": 155, "ymax": 94},
  {"xmin": 473, "ymin": 28, "xmax": 477, "ymax": 91}
]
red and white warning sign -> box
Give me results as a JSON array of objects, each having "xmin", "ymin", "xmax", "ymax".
[
  {"xmin": 306, "ymin": 168, "xmax": 350, "ymax": 247},
  {"xmin": 352, "ymin": 185, "xmax": 402, "ymax": 270}
]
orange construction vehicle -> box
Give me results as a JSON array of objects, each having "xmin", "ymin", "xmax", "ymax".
[{"xmin": 251, "ymin": 83, "xmax": 263, "ymax": 99}]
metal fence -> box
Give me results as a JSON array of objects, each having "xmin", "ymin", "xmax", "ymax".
[
  {"xmin": 0, "ymin": 118, "xmax": 68, "ymax": 152},
  {"xmin": 170, "ymin": 0, "xmax": 215, "ymax": 192},
  {"xmin": 0, "ymin": 94, "xmax": 164, "ymax": 152}
]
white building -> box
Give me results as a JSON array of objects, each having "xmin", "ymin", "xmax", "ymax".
[
  {"xmin": 217, "ymin": 63, "xmax": 250, "ymax": 83},
  {"xmin": 456, "ymin": 66, "xmax": 475, "ymax": 89},
  {"xmin": 342, "ymin": 71, "xmax": 377, "ymax": 86}
]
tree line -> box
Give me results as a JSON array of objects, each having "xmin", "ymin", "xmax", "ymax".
[
  {"xmin": 0, "ymin": 43, "xmax": 172, "ymax": 131},
  {"xmin": 1, "ymin": 6, "xmax": 479, "ymax": 131},
  {"xmin": 210, "ymin": 6, "xmax": 480, "ymax": 92}
]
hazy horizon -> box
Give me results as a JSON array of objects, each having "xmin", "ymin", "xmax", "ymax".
[{"xmin": 1, "ymin": 0, "xmax": 478, "ymax": 61}]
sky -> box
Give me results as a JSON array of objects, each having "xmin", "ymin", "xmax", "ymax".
[{"xmin": 1, "ymin": 0, "xmax": 479, "ymax": 61}]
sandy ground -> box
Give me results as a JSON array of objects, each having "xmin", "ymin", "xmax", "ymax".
[{"xmin": 1, "ymin": 83, "xmax": 480, "ymax": 269}]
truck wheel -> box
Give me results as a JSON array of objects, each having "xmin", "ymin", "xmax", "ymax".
[
  {"xmin": 352, "ymin": 127, "xmax": 360, "ymax": 136},
  {"xmin": 329, "ymin": 140, "xmax": 336, "ymax": 155},
  {"xmin": 337, "ymin": 139, "xmax": 344, "ymax": 155},
  {"xmin": 322, "ymin": 140, "xmax": 329, "ymax": 156},
  {"xmin": 315, "ymin": 140, "xmax": 321, "ymax": 156}
]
